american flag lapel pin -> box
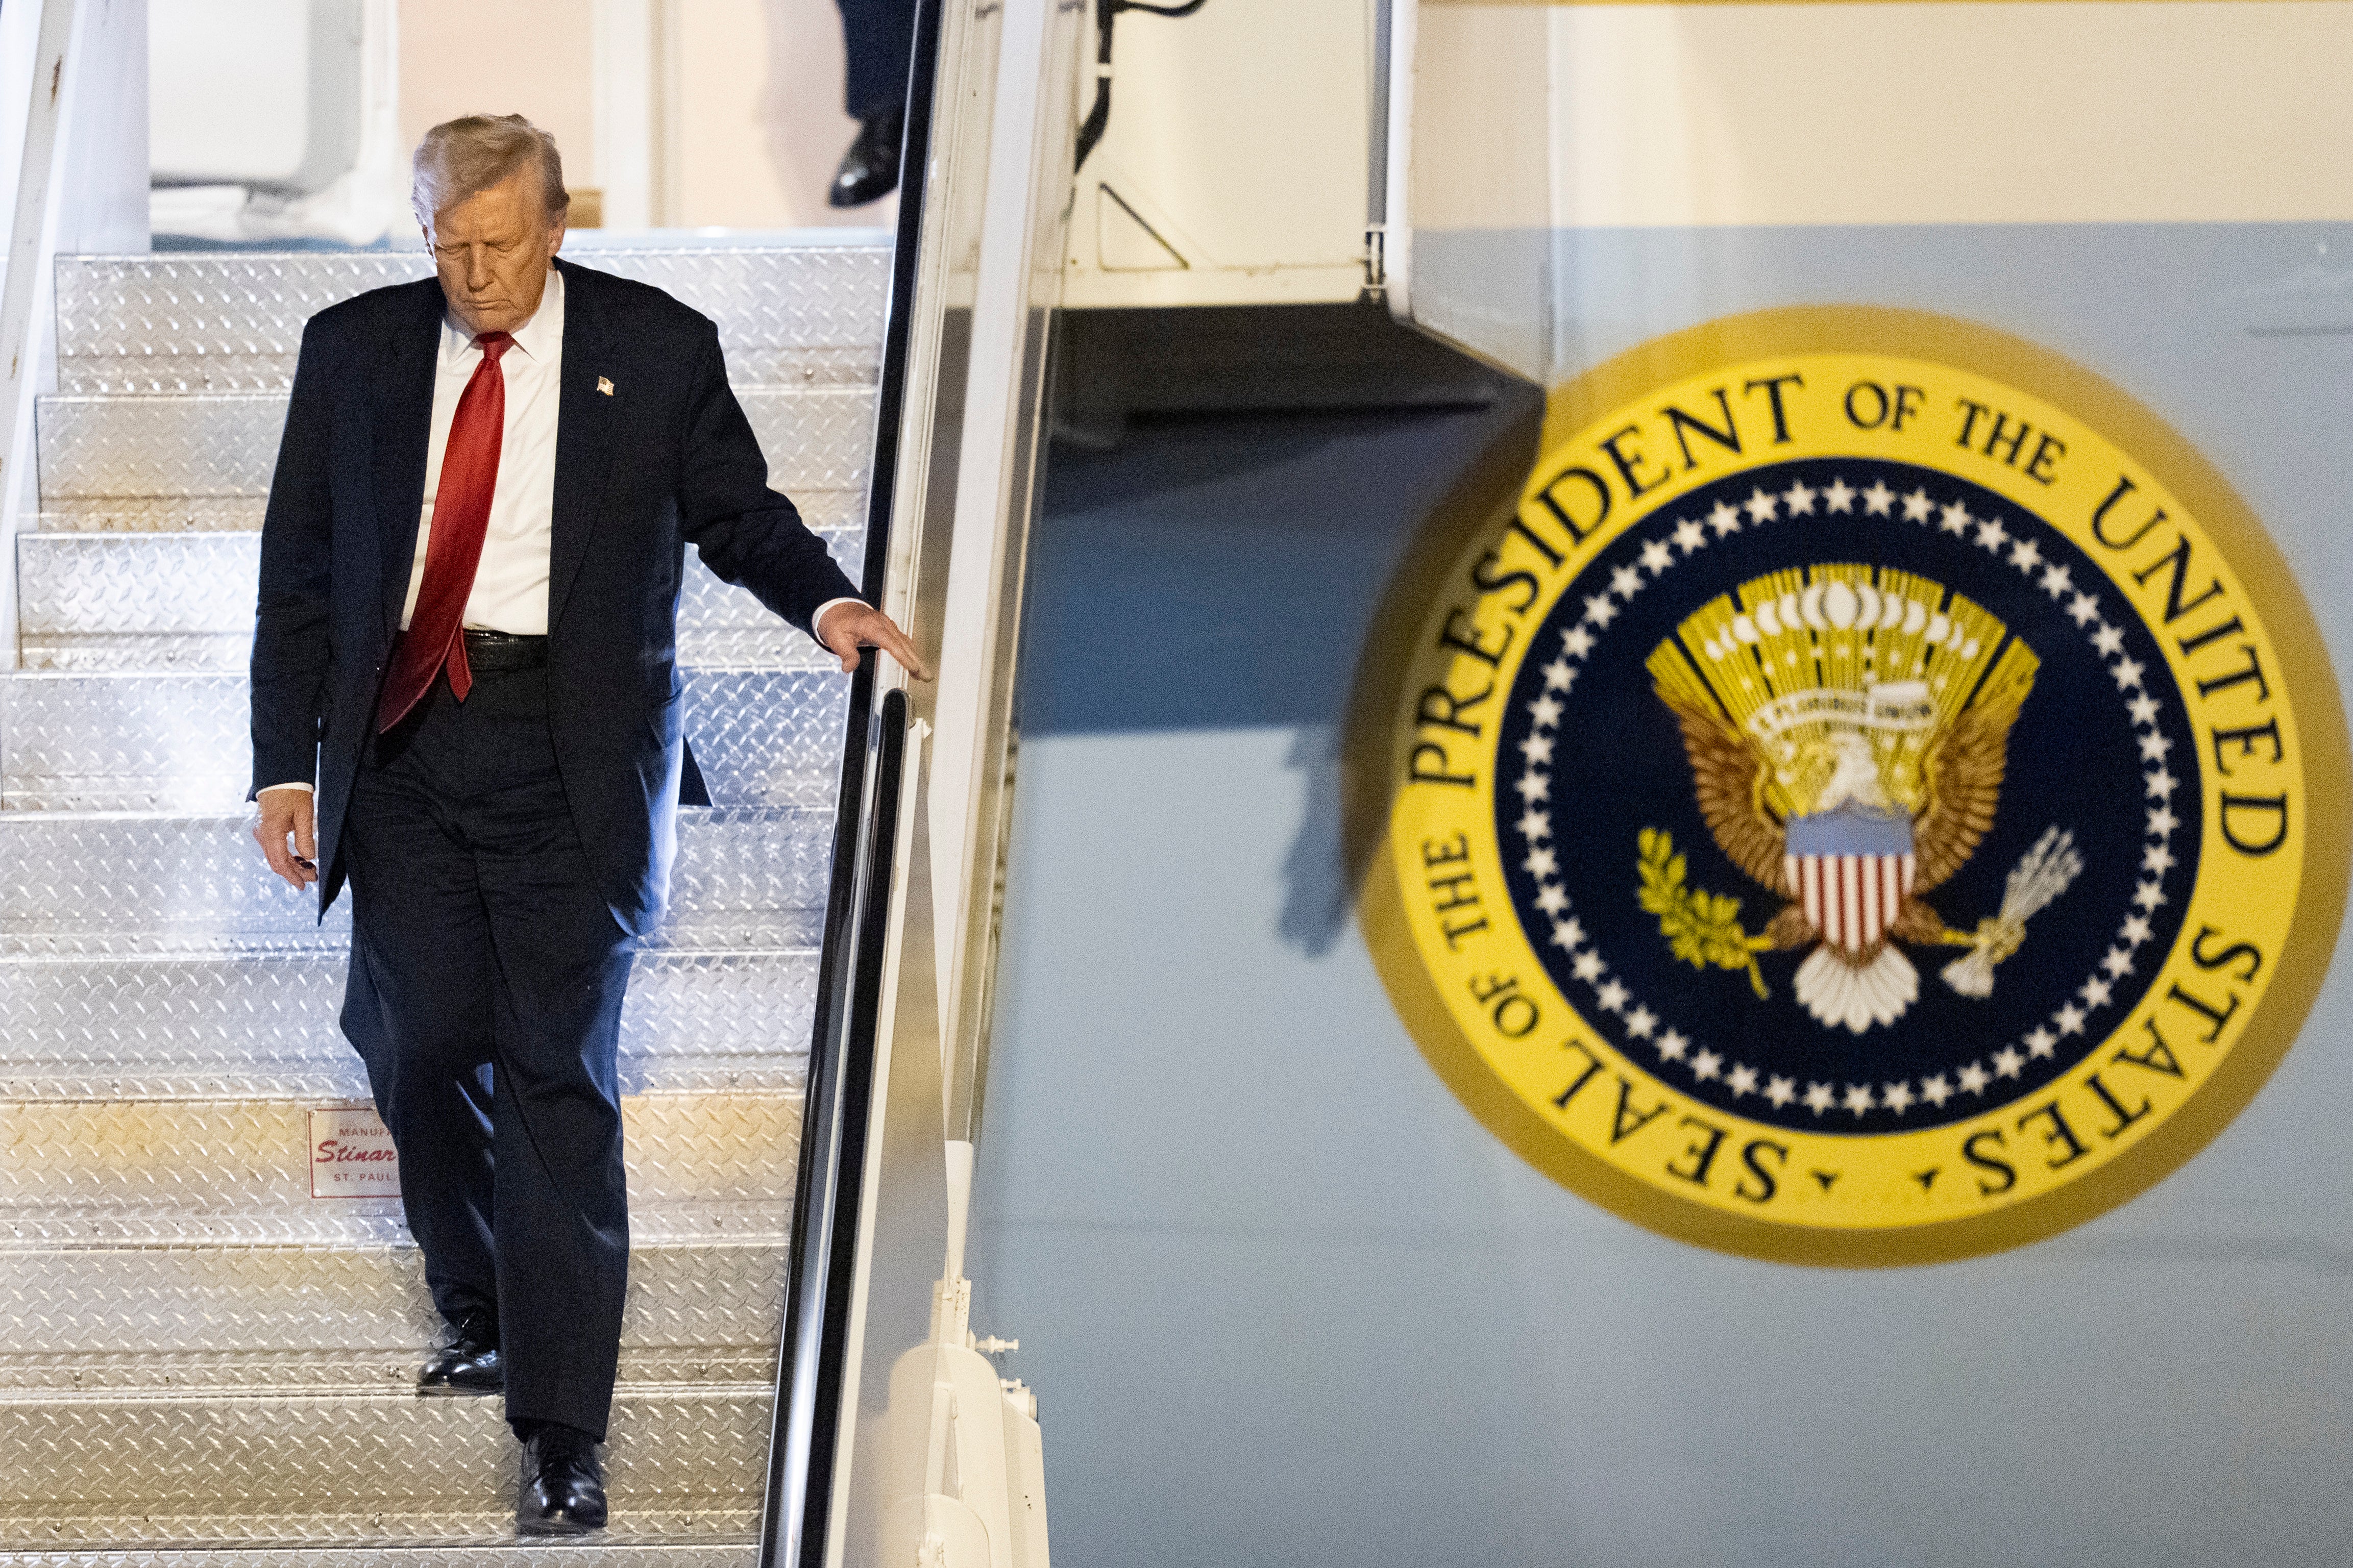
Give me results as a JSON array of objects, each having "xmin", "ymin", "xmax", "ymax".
[{"xmin": 597, "ymin": 376, "xmax": 615, "ymax": 396}]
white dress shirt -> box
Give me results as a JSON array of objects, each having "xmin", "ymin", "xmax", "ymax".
[
  {"xmin": 265, "ymin": 266, "xmax": 859, "ymax": 794},
  {"xmin": 399, "ymin": 268, "xmax": 569, "ymax": 635}
]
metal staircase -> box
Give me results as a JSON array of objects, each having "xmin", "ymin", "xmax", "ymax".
[{"xmin": 0, "ymin": 242, "xmax": 887, "ymax": 1557}]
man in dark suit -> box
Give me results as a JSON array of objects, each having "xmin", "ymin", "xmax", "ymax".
[{"xmin": 249, "ymin": 115, "xmax": 922, "ymax": 1534}]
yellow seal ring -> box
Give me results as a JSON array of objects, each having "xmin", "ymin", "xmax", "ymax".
[{"xmin": 1349, "ymin": 307, "xmax": 2349, "ymax": 1266}]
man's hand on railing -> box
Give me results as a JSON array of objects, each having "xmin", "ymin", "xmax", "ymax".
[
  {"xmin": 254, "ymin": 785, "xmax": 320, "ymax": 889},
  {"xmin": 818, "ymin": 601, "xmax": 930, "ymax": 680}
]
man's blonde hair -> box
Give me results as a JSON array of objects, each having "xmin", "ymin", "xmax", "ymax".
[{"xmin": 412, "ymin": 114, "xmax": 568, "ymax": 229}]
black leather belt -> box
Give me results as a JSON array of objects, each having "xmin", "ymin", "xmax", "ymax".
[{"xmin": 461, "ymin": 629, "xmax": 549, "ymax": 671}]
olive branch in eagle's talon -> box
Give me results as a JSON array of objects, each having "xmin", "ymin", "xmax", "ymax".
[{"xmin": 1636, "ymin": 828, "xmax": 1773, "ymax": 1000}]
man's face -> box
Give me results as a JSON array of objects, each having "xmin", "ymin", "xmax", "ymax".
[{"xmin": 425, "ymin": 169, "xmax": 565, "ymax": 336}]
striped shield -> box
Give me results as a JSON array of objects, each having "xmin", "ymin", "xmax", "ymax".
[{"xmin": 1784, "ymin": 806, "xmax": 1917, "ymax": 953}]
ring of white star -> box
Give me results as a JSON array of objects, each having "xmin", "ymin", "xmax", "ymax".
[{"xmin": 1510, "ymin": 473, "xmax": 2183, "ymax": 1122}]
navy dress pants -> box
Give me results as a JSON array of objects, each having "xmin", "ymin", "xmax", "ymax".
[
  {"xmin": 339, "ymin": 665, "xmax": 635, "ymax": 1440},
  {"xmin": 838, "ymin": 0, "xmax": 918, "ymax": 120}
]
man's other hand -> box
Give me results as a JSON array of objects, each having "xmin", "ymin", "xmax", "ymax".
[
  {"xmin": 818, "ymin": 601, "xmax": 930, "ymax": 680},
  {"xmin": 254, "ymin": 786, "xmax": 321, "ymax": 889}
]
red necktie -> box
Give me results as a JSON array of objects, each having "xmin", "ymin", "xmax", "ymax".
[{"xmin": 377, "ymin": 330, "xmax": 515, "ymax": 731}]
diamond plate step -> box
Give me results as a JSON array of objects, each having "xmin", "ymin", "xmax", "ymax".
[
  {"xmin": 36, "ymin": 388, "xmax": 876, "ymax": 504},
  {"xmin": 17, "ymin": 529, "xmax": 256, "ymax": 640},
  {"xmin": 0, "ymin": 1241, "xmax": 786, "ymax": 1392},
  {"xmin": 0, "ymin": 669, "xmax": 849, "ymax": 811},
  {"xmin": 27, "ymin": 497, "xmax": 270, "ymax": 532},
  {"xmin": 0, "ymin": 1384, "xmax": 770, "ymax": 1549},
  {"xmin": 0, "ymin": 808, "xmax": 834, "ymax": 949},
  {"xmin": 0, "ymin": 1092, "xmax": 799, "ymax": 1245},
  {"xmin": 0, "ymin": 946, "xmax": 816, "ymax": 1101},
  {"xmin": 54, "ymin": 245, "xmax": 889, "ymax": 391},
  {"xmin": 15, "ymin": 509, "xmax": 864, "ymax": 668}
]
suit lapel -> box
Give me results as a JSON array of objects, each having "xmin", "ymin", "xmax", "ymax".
[
  {"xmin": 371, "ymin": 280, "xmax": 444, "ymax": 636},
  {"xmin": 547, "ymin": 259, "xmax": 620, "ymax": 632}
]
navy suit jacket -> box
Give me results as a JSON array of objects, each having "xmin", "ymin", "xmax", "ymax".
[{"xmin": 250, "ymin": 257, "xmax": 860, "ymax": 935}]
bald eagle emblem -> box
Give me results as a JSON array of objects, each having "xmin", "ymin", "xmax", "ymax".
[{"xmin": 1646, "ymin": 563, "xmax": 2082, "ymax": 1033}]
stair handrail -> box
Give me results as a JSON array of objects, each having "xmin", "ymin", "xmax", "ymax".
[
  {"xmin": 762, "ymin": 0, "xmax": 1087, "ymax": 1559},
  {"xmin": 0, "ymin": 0, "xmax": 78, "ymax": 666}
]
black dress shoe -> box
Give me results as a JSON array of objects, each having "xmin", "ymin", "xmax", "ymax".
[
  {"xmin": 517, "ymin": 1424, "xmax": 608, "ymax": 1536},
  {"xmin": 417, "ymin": 1313, "xmax": 503, "ymax": 1396},
  {"xmin": 829, "ymin": 108, "xmax": 905, "ymax": 208}
]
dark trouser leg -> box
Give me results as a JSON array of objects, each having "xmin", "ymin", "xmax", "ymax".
[
  {"xmin": 341, "ymin": 668, "xmax": 635, "ymax": 1440},
  {"xmin": 342, "ymin": 731, "xmax": 500, "ymax": 1330},
  {"xmin": 470, "ymin": 691, "xmax": 634, "ymax": 1439},
  {"xmin": 838, "ymin": 0, "xmax": 918, "ymax": 120}
]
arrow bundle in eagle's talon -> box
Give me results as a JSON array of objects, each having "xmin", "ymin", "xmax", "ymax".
[{"xmin": 1941, "ymin": 826, "xmax": 2084, "ymax": 999}]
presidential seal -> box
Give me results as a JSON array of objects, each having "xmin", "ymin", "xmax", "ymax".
[{"xmin": 1351, "ymin": 307, "xmax": 2349, "ymax": 1265}]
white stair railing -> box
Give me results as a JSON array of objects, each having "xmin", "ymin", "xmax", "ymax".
[{"xmin": 766, "ymin": 1, "xmax": 1085, "ymax": 1563}]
